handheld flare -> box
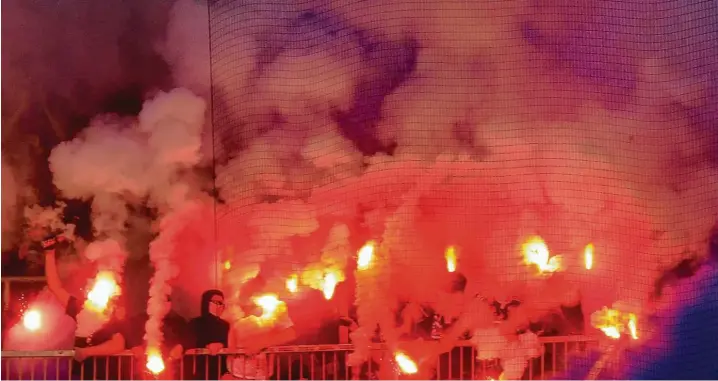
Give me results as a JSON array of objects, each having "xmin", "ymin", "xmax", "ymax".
[
  {"xmin": 146, "ymin": 350, "xmax": 165, "ymax": 375},
  {"xmin": 357, "ymin": 241, "xmax": 375, "ymax": 270},
  {"xmin": 445, "ymin": 246, "xmax": 457, "ymax": 272},
  {"xmin": 85, "ymin": 271, "xmax": 120, "ymax": 312},
  {"xmin": 394, "ymin": 352, "xmax": 418, "ymax": 374}
]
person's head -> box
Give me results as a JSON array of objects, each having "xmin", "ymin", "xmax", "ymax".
[{"xmin": 201, "ymin": 289, "xmax": 225, "ymax": 317}]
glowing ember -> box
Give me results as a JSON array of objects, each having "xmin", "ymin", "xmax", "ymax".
[
  {"xmin": 591, "ymin": 306, "xmax": 639, "ymax": 340},
  {"xmin": 584, "ymin": 243, "xmax": 594, "ymax": 270},
  {"xmin": 357, "ymin": 241, "xmax": 375, "ymax": 270},
  {"xmin": 22, "ymin": 309, "xmax": 42, "ymax": 331},
  {"xmin": 394, "ymin": 352, "xmax": 418, "ymax": 374},
  {"xmin": 224, "ymin": 260, "xmax": 232, "ymax": 271},
  {"xmin": 146, "ymin": 351, "xmax": 165, "ymax": 375},
  {"xmin": 254, "ymin": 294, "xmax": 282, "ymax": 320},
  {"xmin": 322, "ymin": 272, "xmax": 338, "ymax": 300},
  {"xmin": 286, "ymin": 274, "xmax": 298, "ymax": 293},
  {"xmin": 445, "ymin": 246, "xmax": 457, "ymax": 272},
  {"xmin": 522, "ymin": 236, "xmax": 562, "ymax": 273},
  {"xmin": 85, "ymin": 271, "xmax": 119, "ymax": 312}
]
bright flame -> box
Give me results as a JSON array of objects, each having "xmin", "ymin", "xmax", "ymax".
[
  {"xmin": 584, "ymin": 243, "xmax": 594, "ymax": 270},
  {"xmin": 224, "ymin": 260, "xmax": 231, "ymax": 271},
  {"xmin": 146, "ymin": 350, "xmax": 165, "ymax": 375},
  {"xmin": 445, "ymin": 246, "xmax": 457, "ymax": 272},
  {"xmin": 591, "ymin": 306, "xmax": 639, "ymax": 340},
  {"xmin": 522, "ymin": 236, "xmax": 562, "ymax": 273},
  {"xmin": 357, "ymin": 241, "xmax": 375, "ymax": 270},
  {"xmin": 628, "ymin": 315, "xmax": 638, "ymax": 340},
  {"xmin": 286, "ymin": 275, "xmax": 298, "ymax": 293},
  {"xmin": 22, "ymin": 309, "xmax": 42, "ymax": 331},
  {"xmin": 322, "ymin": 272, "xmax": 338, "ymax": 300},
  {"xmin": 85, "ymin": 271, "xmax": 119, "ymax": 312},
  {"xmin": 394, "ymin": 352, "xmax": 418, "ymax": 374},
  {"xmin": 254, "ymin": 294, "xmax": 282, "ymax": 320}
]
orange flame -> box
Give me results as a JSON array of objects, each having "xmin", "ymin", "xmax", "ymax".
[
  {"xmin": 522, "ymin": 236, "xmax": 562, "ymax": 273},
  {"xmin": 286, "ymin": 274, "xmax": 298, "ymax": 293},
  {"xmin": 224, "ymin": 260, "xmax": 232, "ymax": 271},
  {"xmin": 357, "ymin": 241, "xmax": 375, "ymax": 270},
  {"xmin": 591, "ymin": 306, "xmax": 639, "ymax": 340},
  {"xmin": 22, "ymin": 309, "xmax": 42, "ymax": 331},
  {"xmin": 85, "ymin": 271, "xmax": 120, "ymax": 312},
  {"xmin": 584, "ymin": 243, "xmax": 594, "ymax": 270},
  {"xmin": 254, "ymin": 294, "xmax": 283, "ymax": 320},
  {"xmin": 322, "ymin": 272, "xmax": 338, "ymax": 300},
  {"xmin": 445, "ymin": 246, "xmax": 457, "ymax": 273},
  {"xmin": 394, "ymin": 352, "xmax": 418, "ymax": 374},
  {"xmin": 146, "ymin": 350, "xmax": 165, "ymax": 375}
]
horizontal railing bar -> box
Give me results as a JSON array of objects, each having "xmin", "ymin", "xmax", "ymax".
[
  {"xmin": 1, "ymin": 336, "xmax": 596, "ymax": 358},
  {"xmin": 1, "ymin": 276, "xmax": 47, "ymax": 283}
]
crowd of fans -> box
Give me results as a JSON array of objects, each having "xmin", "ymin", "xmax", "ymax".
[{"xmin": 1, "ymin": 235, "xmax": 587, "ymax": 380}]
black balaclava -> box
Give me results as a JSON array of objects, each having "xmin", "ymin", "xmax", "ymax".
[{"xmin": 200, "ymin": 289, "xmax": 224, "ymax": 317}]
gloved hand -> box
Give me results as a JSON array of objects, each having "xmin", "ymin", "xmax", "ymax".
[{"xmin": 40, "ymin": 234, "xmax": 65, "ymax": 251}]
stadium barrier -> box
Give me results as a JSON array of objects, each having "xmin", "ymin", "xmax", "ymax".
[{"xmin": 1, "ymin": 336, "xmax": 597, "ymax": 380}]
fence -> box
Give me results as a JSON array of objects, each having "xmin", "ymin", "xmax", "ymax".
[{"xmin": 1, "ymin": 336, "xmax": 596, "ymax": 380}]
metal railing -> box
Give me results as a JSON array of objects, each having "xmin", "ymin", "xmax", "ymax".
[{"xmin": 1, "ymin": 336, "xmax": 597, "ymax": 380}]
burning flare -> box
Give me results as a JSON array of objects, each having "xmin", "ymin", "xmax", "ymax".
[
  {"xmin": 254, "ymin": 294, "xmax": 283, "ymax": 320},
  {"xmin": 357, "ymin": 241, "xmax": 375, "ymax": 270},
  {"xmin": 591, "ymin": 306, "xmax": 639, "ymax": 340},
  {"xmin": 522, "ymin": 236, "xmax": 562, "ymax": 273},
  {"xmin": 394, "ymin": 352, "xmax": 418, "ymax": 374},
  {"xmin": 584, "ymin": 243, "xmax": 594, "ymax": 270},
  {"xmin": 224, "ymin": 260, "xmax": 232, "ymax": 271},
  {"xmin": 322, "ymin": 272, "xmax": 338, "ymax": 300},
  {"xmin": 146, "ymin": 350, "xmax": 165, "ymax": 375},
  {"xmin": 85, "ymin": 271, "xmax": 120, "ymax": 312},
  {"xmin": 22, "ymin": 309, "xmax": 42, "ymax": 331},
  {"xmin": 286, "ymin": 274, "xmax": 298, "ymax": 293},
  {"xmin": 445, "ymin": 246, "xmax": 457, "ymax": 272}
]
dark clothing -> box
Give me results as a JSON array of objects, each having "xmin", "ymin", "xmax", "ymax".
[
  {"xmin": 188, "ymin": 290, "xmax": 230, "ymax": 380},
  {"xmin": 65, "ymin": 296, "xmax": 128, "ymax": 379},
  {"xmin": 66, "ymin": 295, "xmax": 84, "ymax": 321}
]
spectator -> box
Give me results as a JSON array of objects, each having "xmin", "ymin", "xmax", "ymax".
[
  {"xmin": 223, "ymin": 276, "xmax": 297, "ymax": 380},
  {"xmin": 123, "ymin": 298, "xmax": 191, "ymax": 379},
  {"xmin": 42, "ymin": 235, "xmax": 128, "ymax": 379},
  {"xmin": 188, "ymin": 289, "xmax": 230, "ymax": 380}
]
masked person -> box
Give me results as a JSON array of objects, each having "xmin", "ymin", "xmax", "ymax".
[
  {"xmin": 42, "ymin": 235, "xmax": 128, "ymax": 379},
  {"xmin": 188, "ymin": 289, "xmax": 230, "ymax": 380},
  {"xmin": 223, "ymin": 276, "xmax": 297, "ymax": 380}
]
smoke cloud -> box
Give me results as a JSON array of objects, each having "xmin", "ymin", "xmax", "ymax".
[
  {"xmin": 202, "ymin": 0, "xmax": 718, "ymax": 372},
  {"xmin": 4, "ymin": 0, "xmax": 717, "ymax": 374}
]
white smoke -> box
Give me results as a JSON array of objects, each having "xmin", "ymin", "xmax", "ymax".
[
  {"xmin": 201, "ymin": 0, "xmax": 718, "ymax": 373},
  {"xmin": 47, "ymin": 87, "xmax": 208, "ymax": 348}
]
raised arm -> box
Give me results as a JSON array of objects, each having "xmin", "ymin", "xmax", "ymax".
[{"xmin": 42, "ymin": 236, "xmax": 71, "ymax": 307}]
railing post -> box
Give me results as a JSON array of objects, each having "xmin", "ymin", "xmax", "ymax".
[{"xmin": 3, "ymin": 278, "xmax": 10, "ymax": 312}]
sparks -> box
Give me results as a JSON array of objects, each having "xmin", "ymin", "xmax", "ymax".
[
  {"xmin": 357, "ymin": 241, "xmax": 375, "ymax": 270},
  {"xmin": 584, "ymin": 243, "xmax": 594, "ymax": 270},
  {"xmin": 445, "ymin": 246, "xmax": 457, "ymax": 272},
  {"xmin": 22, "ymin": 309, "xmax": 42, "ymax": 331}
]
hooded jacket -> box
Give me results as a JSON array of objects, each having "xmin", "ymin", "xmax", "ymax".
[{"xmin": 189, "ymin": 289, "xmax": 230, "ymax": 348}]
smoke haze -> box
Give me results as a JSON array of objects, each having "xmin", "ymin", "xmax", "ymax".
[{"xmin": 2, "ymin": 0, "xmax": 718, "ymax": 372}]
